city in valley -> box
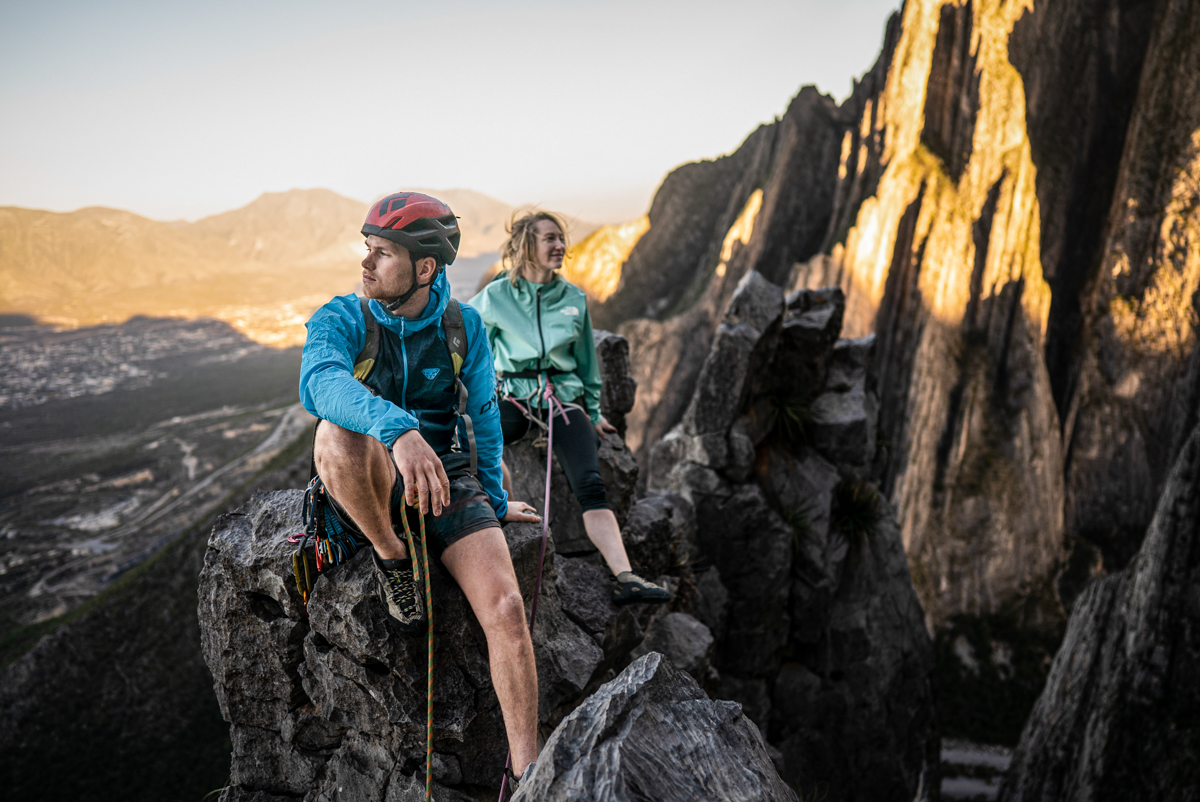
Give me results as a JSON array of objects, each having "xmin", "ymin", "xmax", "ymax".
[{"xmin": 0, "ymin": 315, "xmax": 311, "ymax": 629}]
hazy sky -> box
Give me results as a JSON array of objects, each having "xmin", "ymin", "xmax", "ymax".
[{"xmin": 1, "ymin": 0, "xmax": 899, "ymax": 224}]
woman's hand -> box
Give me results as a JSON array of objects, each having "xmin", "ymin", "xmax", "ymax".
[
  {"xmin": 503, "ymin": 500, "xmax": 542, "ymax": 523},
  {"xmin": 595, "ymin": 418, "xmax": 619, "ymax": 439}
]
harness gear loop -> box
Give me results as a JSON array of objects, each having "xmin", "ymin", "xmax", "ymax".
[
  {"xmin": 290, "ymin": 476, "xmax": 364, "ymax": 608},
  {"xmin": 399, "ymin": 505, "xmax": 435, "ymax": 802},
  {"xmin": 497, "ymin": 376, "xmax": 569, "ymax": 801}
]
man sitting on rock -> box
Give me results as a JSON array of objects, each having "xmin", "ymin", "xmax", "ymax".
[{"xmin": 299, "ymin": 192, "xmax": 542, "ymax": 779}]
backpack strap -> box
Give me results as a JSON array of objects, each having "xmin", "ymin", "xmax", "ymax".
[
  {"xmin": 442, "ymin": 299, "xmax": 478, "ymax": 476},
  {"xmin": 354, "ymin": 296, "xmax": 379, "ymax": 381},
  {"xmin": 442, "ymin": 298, "xmax": 467, "ymax": 376}
]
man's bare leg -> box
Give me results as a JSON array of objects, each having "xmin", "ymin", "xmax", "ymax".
[
  {"xmin": 313, "ymin": 422, "xmax": 407, "ymax": 560},
  {"xmin": 441, "ymin": 527, "xmax": 538, "ymax": 775}
]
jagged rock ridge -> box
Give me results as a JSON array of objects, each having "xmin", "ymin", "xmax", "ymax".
[{"xmin": 649, "ymin": 272, "xmax": 937, "ymax": 801}]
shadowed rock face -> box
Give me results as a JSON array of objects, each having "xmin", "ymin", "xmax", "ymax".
[
  {"xmin": 649, "ymin": 272, "xmax": 938, "ymax": 802},
  {"xmin": 513, "ymin": 653, "xmax": 797, "ymax": 802},
  {"xmin": 1047, "ymin": 0, "xmax": 1200, "ymax": 576},
  {"xmin": 1000, "ymin": 424, "xmax": 1200, "ymax": 802}
]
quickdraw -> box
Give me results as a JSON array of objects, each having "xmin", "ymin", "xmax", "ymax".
[{"xmin": 289, "ymin": 476, "xmax": 363, "ymax": 606}]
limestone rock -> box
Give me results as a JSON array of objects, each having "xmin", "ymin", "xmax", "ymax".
[
  {"xmin": 592, "ymin": 329, "xmax": 637, "ymax": 437},
  {"xmin": 773, "ymin": 287, "xmax": 846, "ymax": 397},
  {"xmin": 198, "ymin": 490, "xmax": 634, "ymax": 800},
  {"xmin": 678, "ymin": 270, "xmax": 785, "ymax": 438},
  {"xmin": 772, "ymin": 503, "xmax": 938, "ymax": 801},
  {"xmin": 1000, "ymin": 424, "xmax": 1200, "ymax": 802},
  {"xmin": 631, "ymin": 612, "xmax": 714, "ymax": 683},
  {"xmin": 512, "ymin": 652, "xmax": 798, "ymax": 802},
  {"xmin": 691, "ymin": 476, "xmax": 793, "ymax": 679},
  {"xmin": 620, "ymin": 492, "xmax": 693, "ymax": 582},
  {"xmin": 610, "ymin": 84, "xmax": 852, "ymax": 457},
  {"xmin": 809, "ymin": 382, "xmax": 878, "ymax": 470},
  {"xmin": 504, "ymin": 430, "xmax": 638, "ymax": 556},
  {"xmin": 691, "ymin": 566, "xmax": 731, "ymax": 639},
  {"xmin": 638, "ymin": 221, "xmax": 935, "ymax": 798}
]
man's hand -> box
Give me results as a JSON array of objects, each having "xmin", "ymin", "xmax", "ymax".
[
  {"xmin": 503, "ymin": 500, "xmax": 541, "ymax": 523},
  {"xmin": 595, "ymin": 418, "xmax": 618, "ymax": 439},
  {"xmin": 391, "ymin": 430, "xmax": 450, "ymax": 516}
]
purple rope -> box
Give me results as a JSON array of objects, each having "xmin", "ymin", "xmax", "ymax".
[{"xmin": 498, "ymin": 382, "xmax": 569, "ymax": 801}]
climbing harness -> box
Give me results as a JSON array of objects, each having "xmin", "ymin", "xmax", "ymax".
[
  {"xmin": 501, "ymin": 371, "xmax": 586, "ymax": 449},
  {"xmin": 290, "ymin": 477, "xmax": 363, "ymax": 606},
  {"xmin": 497, "ymin": 378, "xmax": 573, "ymax": 801}
]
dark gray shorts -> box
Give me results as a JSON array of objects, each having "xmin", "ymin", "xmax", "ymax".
[{"xmin": 324, "ymin": 450, "xmax": 499, "ymax": 556}]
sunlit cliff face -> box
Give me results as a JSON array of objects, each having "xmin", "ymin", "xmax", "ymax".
[
  {"xmin": 1107, "ymin": 135, "xmax": 1200, "ymax": 359},
  {"xmin": 815, "ymin": 0, "xmax": 1049, "ymax": 340},
  {"xmin": 560, "ymin": 215, "xmax": 651, "ymax": 302},
  {"xmin": 781, "ymin": 0, "xmax": 1068, "ymax": 625}
]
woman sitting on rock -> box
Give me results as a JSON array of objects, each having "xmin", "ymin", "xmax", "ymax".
[{"xmin": 470, "ymin": 211, "xmax": 670, "ymax": 606}]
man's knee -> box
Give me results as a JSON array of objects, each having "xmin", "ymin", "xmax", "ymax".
[
  {"xmin": 490, "ymin": 588, "xmax": 529, "ymax": 639},
  {"xmin": 315, "ymin": 422, "xmax": 384, "ymax": 472}
]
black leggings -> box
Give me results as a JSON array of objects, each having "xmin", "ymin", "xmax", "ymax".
[{"xmin": 499, "ymin": 398, "xmax": 610, "ymax": 512}]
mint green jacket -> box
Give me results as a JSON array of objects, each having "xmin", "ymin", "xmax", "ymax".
[{"xmin": 469, "ymin": 275, "xmax": 602, "ymax": 423}]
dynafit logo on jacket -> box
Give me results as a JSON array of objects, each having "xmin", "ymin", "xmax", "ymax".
[{"xmin": 422, "ymin": 368, "xmax": 440, "ymax": 380}]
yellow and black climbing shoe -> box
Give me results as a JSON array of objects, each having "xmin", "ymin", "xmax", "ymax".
[
  {"xmin": 612, "ymin": 571, "xmax": 671, "ymax": 606},
  {"xmin": 373, "ymin": 551, "xmax": 426, "ymax": 635}
]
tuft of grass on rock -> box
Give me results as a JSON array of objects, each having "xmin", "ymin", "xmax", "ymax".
[
  {"xmin": 784, "ymin": 504, "xmax": 816, "ymax": 552},
  {"xmin": 831, "ymin": 480, "xmax": 881, "ymax": 540},
  {"xmin": 768, "ymin": 389, "xmax": 815, "ymax": 454}
]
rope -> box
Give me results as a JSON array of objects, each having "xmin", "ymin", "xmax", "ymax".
[
  {"xmin": 497, "ymin": 379, "xmax": 571, "ymax": 801},
  {"xmin": 400, "ymin": 506, "xmax": 434, "ymax": 802}
]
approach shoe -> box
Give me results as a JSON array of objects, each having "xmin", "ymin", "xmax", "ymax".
[
  {"xmin": 503, "ymin": 760, "xmax": 536, "ymax": 799},
  {"xmin": 612, "ymin": 571, "xmax": 671, "ymax": 606},
  {"xmin": 373, "ymin": 551, "xmax": 426, "ymax": 635}
]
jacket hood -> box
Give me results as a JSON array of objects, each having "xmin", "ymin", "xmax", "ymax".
[{"xmin": 368, "ymin": 271, "xmax": 451, "ymax": 335}]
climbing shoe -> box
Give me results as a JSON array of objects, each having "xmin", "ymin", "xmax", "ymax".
[
  {"xmin": 373, "ymin": 551, "xmax": 426, "ymax": 635},
  {"xmin": 503, "ymin": 760, "xmax": 536, "ymax": 799},
  {"xmin": 612, "ymin": 571, "xmax": 671, "ymax": 606}
]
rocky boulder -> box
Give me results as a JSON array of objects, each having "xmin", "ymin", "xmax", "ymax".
[
  {"xmin": 648, "ymin": 273, "xmax": 937, "ymax": 801},
  {"xmin": 199, "ymin": 445, "xmax": 698, "ymax": 800},
  {"xmin": 198, "ymin": 490, "xmax": 638, "ymax": 800},
  {"xmin": 592, "ymin": 329, "xmax": 638, "ymax": 438},
  {"xmin": 1000, "ymin": 424, "xmax": 1200, "ymax": 802},
  {"xmin": 513, "ymin": 652, "xmax": 798, "ymax": 802}
]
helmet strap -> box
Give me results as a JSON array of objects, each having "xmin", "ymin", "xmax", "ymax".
[{"xmin": 382, "ymin": 258, "xmax": 434, "ymax": 313}]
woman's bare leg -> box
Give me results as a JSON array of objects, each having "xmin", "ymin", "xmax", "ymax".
[{"xmin": 581, "ymin": 509, "xmax": 632, "ymax": 576}]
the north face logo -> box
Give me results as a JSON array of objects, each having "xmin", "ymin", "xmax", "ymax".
[
  {"xmin": 422, "ymin": 368, "xmax": 440, "ymax": 380},
  {"xmin": 562, "ymin": 306, "xmax": 579, "ymax": 317}
]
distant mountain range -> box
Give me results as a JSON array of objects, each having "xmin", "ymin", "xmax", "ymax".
[{"xmin": 0, "ymin": 188, "xmax": 598, "ymax": 345}]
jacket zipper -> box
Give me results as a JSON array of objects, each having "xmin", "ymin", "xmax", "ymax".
[
  {"xmin": 400, "ymin": 318, "xmax": 409, "ymax": 408},
  {"xmin": 536, "ymin": 285, "xmax": 546, "ymax": 368}
]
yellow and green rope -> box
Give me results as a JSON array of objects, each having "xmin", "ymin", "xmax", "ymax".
[{"xmin": 400, "ymin": 505, "xmax": 434, "ymax": 802}]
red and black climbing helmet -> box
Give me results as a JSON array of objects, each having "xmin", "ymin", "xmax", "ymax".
[{"xmin": 362, "ymin": 192, "xmax": 460, "ymax": 266}]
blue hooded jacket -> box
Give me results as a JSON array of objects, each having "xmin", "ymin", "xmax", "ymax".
[{"xmin": 299, "ymin": 273, "xmax": 508, "ymax": 517}]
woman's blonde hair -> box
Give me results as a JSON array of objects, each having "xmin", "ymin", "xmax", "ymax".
[{"xmin": 499, "ymin": 210, "xmax": 570, "ymax": 286}]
